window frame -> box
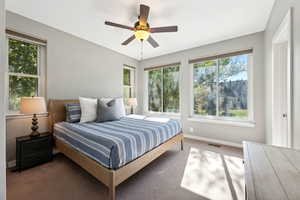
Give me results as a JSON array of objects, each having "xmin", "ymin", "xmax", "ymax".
[
  {"xmin": 190, "ymin": 52, "xmax": 254, "ymax": 123},
  {"xmin": 145, "ymin": 63, "xmax": 181, "ymax": 115},
  {"xmin": 123, "ymin": 65, "xmax": 136, "ymax": 99},
  {"xmin": 6, "ymin": 34, "xmax": 46, "ymax": 115}
]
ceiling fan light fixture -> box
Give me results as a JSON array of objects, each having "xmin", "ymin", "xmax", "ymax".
[
  {"xmin": 105, "ymin": 4, "xmax": 178, "ymax": 48},
  {"xmin": 135, "ymin": 30, "xmax": 150, "ymax": 41}
]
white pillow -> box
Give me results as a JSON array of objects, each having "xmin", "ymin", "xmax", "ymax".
[
  {"xmin": 126, "ymin": 114, "xmax": 146, "ymax": 120},
  {"xmin": 100, "ymin": 97, "xmax": 126, "ymax": 117},
  {"xmin": 145, "ymin": 117, "xmax": 170, "ymax": 123},
  {"xmin": 79, "ymin": 97, "xmax": 98, "ymax": 123}
]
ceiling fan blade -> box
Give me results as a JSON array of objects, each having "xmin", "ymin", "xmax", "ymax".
[
  {"xmin": 122, "ymin": 35, "xmax": 136, "ymax": 45},
  {"xmin": 139, "ymin": 4, "xmax": 150, "ymax": 26},
  {"xmin": 150, "ymin": 26, "xmax": 178, "ymax": 33},
  {"xmin": 105, "ymin": 21, "xmax": 134, "ymax": 31},
  {"xmin": 147, "ymin": 36, "xmax": 159, "ymax": 48}
]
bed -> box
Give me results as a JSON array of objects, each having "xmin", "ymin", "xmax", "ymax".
[{"xmin": 48, "ymin": 99, "xmax": 184, "ymax": 200}]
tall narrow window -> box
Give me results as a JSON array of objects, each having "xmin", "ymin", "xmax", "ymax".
[
  {"xmin": 146, "ymin": 63, "xmax": 180, "ymax": 113},
  {"xmin": 191, "ymin": 50, "xmax": 252, "ymax": 120},
  {"xmin": 7, "ymin": 38, "xmax": 43, "ymax": 112},
  {"xmin": 123, "ymin": 65, "xmax": 136, "ymax": 100}
]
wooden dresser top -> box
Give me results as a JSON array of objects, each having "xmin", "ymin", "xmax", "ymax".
[{"xmin": 243, "ymin": 141, "xmax": 300, "ymax": 200}]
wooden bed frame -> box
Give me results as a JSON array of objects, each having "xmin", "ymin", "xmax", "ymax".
[{"xmin": 48, "ymin": 99, "xmax": 184, "ymax": 200}]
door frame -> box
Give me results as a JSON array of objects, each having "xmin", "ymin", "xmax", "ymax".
[
  {"xmin": 271, "ymin": 8, "xmax": 293, "ymax": 147},
  {"xmin": 0, "ymin": 0, "xmax": 6, "ymax": 199}
]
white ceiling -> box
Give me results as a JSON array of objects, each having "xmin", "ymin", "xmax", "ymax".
[{"xmin": 6, "ymin": 0, "xmax": 275, "ymax": 60}]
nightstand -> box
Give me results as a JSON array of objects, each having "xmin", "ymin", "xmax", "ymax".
[{"xmin": 16, "ymin": 133, "xmax": 53, "ymax": 171}]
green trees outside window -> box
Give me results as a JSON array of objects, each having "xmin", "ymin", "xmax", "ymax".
[
  {"xmin": 123, "ymin": 66, "xmax": 135, "ymax": 100},
  {"xmin": 148, "ymin": 69, "xmax": 162, "ymax": 112},
  {"xmin": 148, "ymin": 65, "xmax": 180, "ymax": 113},
  {"xmin": 193, "ymin": 54, "xmax": 249, "ymax": 119},
  {"xmin": 8, "ymin": 38, "xmax": 40, "ymax": 111},
  {"xmin": 123, "ymin": 68, "xmax": 131, "ymax": 86}
]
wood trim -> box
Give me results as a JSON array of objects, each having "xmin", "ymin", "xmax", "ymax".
[
  {"xmin": 124, "ymin": 64, "xmax": 136, "ymax": 70},
  {"xmin": 144, "ymin": 62, "xmax": 181, "ymax": 71},
  {"xmin": 188, "ymin": 49, "xmax": 253, "ymax": 64},
  {"xmin": 6, "ymin": 29, "xmax": 47, "ymax": 45},
  {"xmin": 54, "ymin": 133, "xmax": 184, "ymax": 200}
]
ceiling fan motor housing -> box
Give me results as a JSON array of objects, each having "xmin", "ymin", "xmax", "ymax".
[{"xmin": 134, "ymin": 21, "xmax": 150, "ymax": 32}]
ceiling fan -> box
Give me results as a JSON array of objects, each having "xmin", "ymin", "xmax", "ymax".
[{"xmin": 104, "ymin": 4, "xmax": 178, "ymax": 48}]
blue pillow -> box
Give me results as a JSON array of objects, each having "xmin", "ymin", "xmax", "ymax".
[{"xmin": 65, "ymin": 103, "xmax": 81, "ymax": 123}]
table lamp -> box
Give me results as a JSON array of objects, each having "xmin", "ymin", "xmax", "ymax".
[
  {"xmin": 127, "ymin": 98, "xmax": 137, "ymax": 114},
  {"xmin": 20, "ymin": 97, "xmax": 47, "ymax": 137}
]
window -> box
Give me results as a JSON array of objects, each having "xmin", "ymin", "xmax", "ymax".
[
  {"xmin": 123, "ymin": 65, "xmax": 136, "ymax": 100},
  {"xmin": 192, "ymin": 50, "xmax": 252, "ymax": 120},
  {"xmin": 7, "ymin": 35, "xmax": 46, "ymax": 113},
  {"xmin": 146, "ymin": 64, "xmax": 180, "ymax": 113}
]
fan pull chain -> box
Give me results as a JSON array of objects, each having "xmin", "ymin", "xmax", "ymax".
[{"xmin": 140, "ymin": 40, "xmax": 144, "ymax": 61}]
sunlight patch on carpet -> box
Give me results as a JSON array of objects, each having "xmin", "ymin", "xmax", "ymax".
[{"xmin": 180, "ymin": 148, "xmax": 244, "ymax": 200}]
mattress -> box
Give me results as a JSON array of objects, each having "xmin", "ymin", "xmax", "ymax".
[{"xmin": 54, "ymin": 117, "xmax": 182, "ymax": 169}]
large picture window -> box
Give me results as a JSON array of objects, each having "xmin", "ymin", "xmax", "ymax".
[
  {"xmin": 146, "ymin": 64, "xmax": 180, "ymax": 113},
  {"xmin": 192, "ymin": 50, "xmax": 252, "ymax": 120},
  {"xmin": 7, "ymin": 38, "xmax": 43, "ymax": 112}
]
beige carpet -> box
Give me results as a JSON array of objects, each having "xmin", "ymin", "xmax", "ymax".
[{"xmin": 7, "ymin": 139, "xmax": 244, "ymax": 200}]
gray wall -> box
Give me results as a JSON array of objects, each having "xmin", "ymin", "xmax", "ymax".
[
  {"xmin": 138, "ymin": 32, "xmax": 265, "ymax": 145},
  {"xmin": 6, "ymin": 11, "xmax": 139, "ymax": 99},
  {"xmin": 6, "ymin": 11, "xmax": 139, "ymax": 163},
  {"xmin": 0, "ymin": 0, "xmax": 6, "ymax": 198},
  {"xmin": 264, "ymin": 0, "xmax": 300, "ymax": 148}
]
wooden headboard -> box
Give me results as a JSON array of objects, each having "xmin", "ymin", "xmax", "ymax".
[{"xmin": 48, "ymin": 99, "xmax": 79, "ymax": 133}]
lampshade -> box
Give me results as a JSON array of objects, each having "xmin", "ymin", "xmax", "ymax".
[
  {"xmin": 20, "ymin": 97, "xmax": 47, "ymax": 114},
  {"xmin": 127, "ymin": 98, "xmax": 138, "ymax": 106},
  {"xmin": 134, "ymin": 30, "xmax": 150, "ymax": 40}
]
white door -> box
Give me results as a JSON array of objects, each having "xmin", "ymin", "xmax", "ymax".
[
  {"xmin": 271, "ymin": 9, "xmax": 292, "ymax": 148},
  {"xmin": 272, "ymin": 42, "xmax": 289, "ymax": 147}
]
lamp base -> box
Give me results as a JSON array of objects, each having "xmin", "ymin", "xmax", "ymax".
[
  {"xmin": 30, "ymin": 114, "xmax": 40, "ymax": 137},
  {"xmin": 130, "ymin": 106, "xmax": 134, "ymax": 114},
  {"xmin": 30, "ymin": 131, "xmax": 40, "ymax": 137}
]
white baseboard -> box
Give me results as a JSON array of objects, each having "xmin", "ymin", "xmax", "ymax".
[
  {"xmin": 7, "ymin": 160, "xmax": 16, "ymax": 168},
  {"xmin": 184, "ymin": 134, "xmax": 243, "ymax": 148}
]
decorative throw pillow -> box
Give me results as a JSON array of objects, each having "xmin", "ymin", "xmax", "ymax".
[
  {"xmin": 65, "ymin": 103, "xmax": 81, "ymax": 123},
  {"xmin": 100, "ymin": 97, "xmax": 126, "ymax": 117},
  {"xmin": 79, "ymin": 97, "xmax": 98, "ymax": 123},
  {"xmin": 97, "ymin": 99, "xmax": 122, "ymax": 122}
]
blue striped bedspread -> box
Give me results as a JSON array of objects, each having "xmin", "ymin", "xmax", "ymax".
[{"xmin": 54, "ymin": 117, "xmax": 182, "ymax": 169}]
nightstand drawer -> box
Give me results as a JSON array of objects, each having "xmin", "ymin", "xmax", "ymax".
[
  {"xmin": 20, "ymin": 152, "xmax": 52, "ymax": 170},
  {"xmin": 21, "ymin": 137, "xmax": 52, "ymax": 155},
  {"xmin": 22, "ymin": 149, "xmax": 52, "ymax": 160}
]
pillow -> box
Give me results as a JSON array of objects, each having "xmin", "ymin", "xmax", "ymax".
[
  {"xmin": 79, "ymin": 97, "xmax": 98, "ymax": 123},
  {"xmin": 65, "ymin": 103, "xmax": 81, "ymax": 123},
  {"xmin": 97, "ymin": 99, "xmax": 122, "ymax": 122},
  {"xmin": 100, "ymin": 97, "xmax": 126, "ymax": 117}
]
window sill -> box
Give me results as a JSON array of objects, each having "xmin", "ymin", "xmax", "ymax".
[
  {"xmin": 144, "ymin": 112, "xmax": 181, "ymax": 120},
  {"xmin": 6, "ymin": 112, "xmax": 49, "ymax": 120},
  {"xmin": 187, "ymin": 117, "xmax": 255, "ymax": 128}
]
